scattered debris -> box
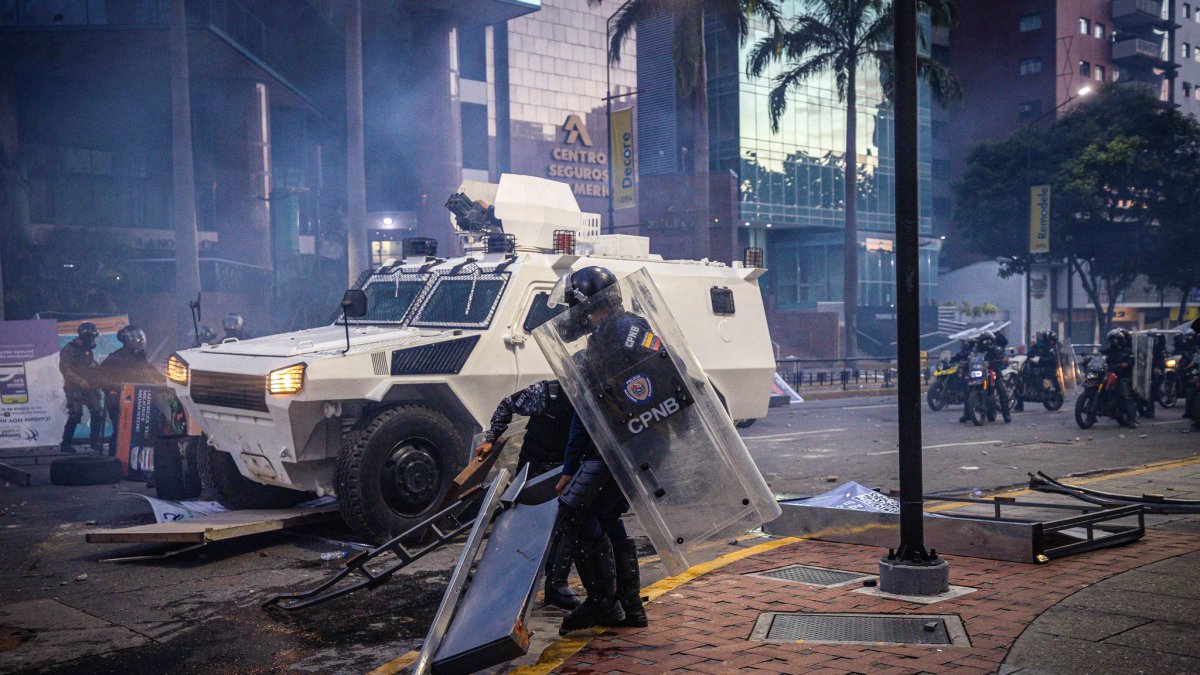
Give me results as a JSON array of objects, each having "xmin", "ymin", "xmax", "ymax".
[
  {"xmin": 960, "ymin": 466, "xmax": 979, "ymax": 471},
  {"xmin": 74, "ymin": 574, "xmax": 87, "ymax": 582},
  {"xmin": 824, "ymin": 476, "xmax": 839, "ymax": 482}
]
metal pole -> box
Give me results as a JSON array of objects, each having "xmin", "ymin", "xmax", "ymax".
[
  {"xmin": 1066, "ymin": 260, "xmax": 1074, "ymax": 341},
  {"xmin": 604, "ymin": 2, "xmax": 632, "ymax": 234},
  {"xmin": 891, "ymin": 0, "xmax": 926, "ymax": 563},
  {"xmin": 169, "ymin": 0, "xmax": 201, "ymax": 345},
  {"xmin": 1026, "ymin": 268, "xmax": 1032, "ymax": 349},
  {"xmin": 345, "ymin": 0, "xmax": 368, "ymax": 286}
]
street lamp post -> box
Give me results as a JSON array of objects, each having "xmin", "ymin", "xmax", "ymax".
[
  {"xmin": 878, "ymin": 0, "xmax": 949, "ymax": 596},
  {"xmin": 604, "ymin": 1, "xmax": 634, "ymax": 235}
]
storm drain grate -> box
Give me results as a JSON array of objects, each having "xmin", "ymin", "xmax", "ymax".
[
  {"xmin": 749, "ymin": 564, "xmax": 872, "ymax": 587},
  {"xmin": 750, "ymin": 612, "xmax": 970, "ymax": 646}
]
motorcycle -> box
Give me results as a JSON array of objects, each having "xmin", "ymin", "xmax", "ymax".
[
  {"xmin": 1009, "ymin": 353, "xmax": 1066, "ymax": 411},
  {"xmin": 963, "ymin": 353, "xmax": 1010, "ymax": 426},
  {"xmin": 1158, "ymin": 353, "xmax": 1181, "ymax": 408},
  {"xmin": 1075, "ymin": 354, "xmax": 1137, "ymax": 429},
  {"xmin": 927, "ymin": 358, "xmax": 968, "ymax": 411}
]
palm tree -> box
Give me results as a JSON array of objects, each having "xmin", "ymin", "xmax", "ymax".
[
  {"xmin": 747, "ymin": 0, "xmax": 959, "ymax": 359},
  {"xmin": 592, "ymin": 0, "xmax": 784, "ymax": 262}
]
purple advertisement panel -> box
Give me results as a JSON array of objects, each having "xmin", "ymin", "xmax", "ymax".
[{"xmin": 0, "ymin": 320, "xmax": 67, "ymax": 448}]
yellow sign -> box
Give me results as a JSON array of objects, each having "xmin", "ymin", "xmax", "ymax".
[
  {"xmin": 1029, "ymin": 185, "xmax": 1051, "ymax": 254},
  {"xmin": 609, "ymin": 108, "xmax": 636, "ymax": 209}
]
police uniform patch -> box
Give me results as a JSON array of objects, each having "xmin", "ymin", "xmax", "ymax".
[
  {"xmin": 623, "ymin": 373, "xmax": 653, "ymax": 403},
  {"xmin": 641, "ymin": 332, "xmax": 661, "ymax": 351},
  {"xmin": 624, "ymin": 326, "xmax": 641, "ymax": 349}
]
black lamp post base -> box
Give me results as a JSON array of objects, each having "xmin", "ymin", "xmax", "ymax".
[{"xmin": 879, "ymin": 556, "xmax": 950, "ymax": 596}]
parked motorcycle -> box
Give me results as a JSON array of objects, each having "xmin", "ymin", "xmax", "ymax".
[
  {"xmin": 927, "ymin": 358, "xmax": 968, "ymax": 411},
  {"xmin": 963, "ymin": 353, "xmax": 1010, "ymax": 426},
  {"xmin": 1075, "ymin": 354, "xmax": 1137, "ymax": 429}
]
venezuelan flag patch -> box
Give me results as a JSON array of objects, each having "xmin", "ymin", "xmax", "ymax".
[{"xmin": 641, "ymin": 332, "xmax": 661, "ymax": 351}]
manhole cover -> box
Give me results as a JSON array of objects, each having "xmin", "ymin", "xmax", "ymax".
[
  {"xmin": 0, "ymin": 625, "xmax": 36, "ymax": 653},
  {"xmin": 749, "ymin": 564, "xmax": 871, "ymax": 587},
  {"xmin": 750, "ymin": 612, "xmax": 970, "ymax": 646}
]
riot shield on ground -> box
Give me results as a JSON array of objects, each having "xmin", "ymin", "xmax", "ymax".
[
  {"xmin": 1057, "ymin": 340, "xmax": 1077, "ymax": 395},
  {"xmin": 1132, "ymin": 332, "xmax": 1153, "ymax": 398},
  {"xmin": 532, "ymin": 268, "xmax": 781, "ymax": 575}
]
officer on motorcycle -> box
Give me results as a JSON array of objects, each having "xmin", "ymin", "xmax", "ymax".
[
  {"xmin": 954, "ymin": 338, "xmax": 976, "ymax": 422},
  {"xmin": 1016, "ymin": 330, "xmax": 1059, "ymax": 412},
  {"xmin": 1180, "ymin": 319, "xmax": 1200, "ymax": 426},
  {"xmin": 1102, "ymin": 328, "xmax": 1139, "ymax": 428},
  {"xmin": 553, "ymin": 266, "xmax": 650, "ymax": 635},
  {"xmin": 58, "ymin": 323, "xmax": 105, "ymax": 453}
]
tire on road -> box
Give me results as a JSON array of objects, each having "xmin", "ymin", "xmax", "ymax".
[
  {"xmin": 926, "ymin": 380, "xmax": 947, "ymax": 411},
  {"xmin": 198, "ymin": 440, "xmax": 311, "ymax": 510},
  {"xmin": 1042, "ymin": 388, "xmax": 1064, "ymax": 411},
  {"xmin": 335, "ymin": 405, "xmax": 463, "ymax": 542},
  {"xmin": 966, "ymin": 390, "xmax": 985, "ymax": 427},
  {"xmin": 734, "ymin": 418, "xmax": 758, "ymax": 429},
  {"xmin": 49, "ymin": 456, "xmax": 122, "ymax": 486},
  {"xmin": 1074, "ymin": 391, "xmax": 1096, "ymax": 429},
  {"xmin": 1159, "ymin": 373, "xmax": 1178, "ymax": 408}
]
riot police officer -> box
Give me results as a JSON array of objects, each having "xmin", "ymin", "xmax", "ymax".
[
  {"xmin": 475, "ymin": 379, "xmax": 580, "ymax": 610},
  {"xmin": 1102, "ymin": 328, "xmax": 1138, "ymax": 428},
  {"xmin": 58, "ymin": 323, "xmax": 104, "ymax": 453},
  {"xmin": 553, "ymin": 266, "xmax": 650, "ymax": 635},
  {"xmin": 222, "ymin": 313, "xmax": 250, "ymax": 341},
  {"xmin": 1017, "ymin": 331, "xmax": 1059, "ymax": 412},
  {"xmin": 97, "ymin": 326, "xmax": 166, "ymax": 456}
]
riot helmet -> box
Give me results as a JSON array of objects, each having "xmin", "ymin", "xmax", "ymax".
[
  {"xmin": 198, "ymin": 325, "xmax": 216, "ymax": 344},
  {"xmin": 1107, "ymin": 328, "xmax": 1126, "ymax": 350},
  {"xmin": 77, "ymin": 322, "xmax": 99, "ymax": 349},
  {"xmin": 549, "ymin": 266, "xmax": 619, "ymax": 309},
  {"xmin": 222, "ymin": 313, "xmax": 245, "ymax": 334},
  {"xmin": 117, "ymin": 325, "xmax": 147, "ymax": 352}
]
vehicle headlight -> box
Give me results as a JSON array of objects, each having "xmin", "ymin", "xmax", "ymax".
[
  {"xmin": 971, "ymin": 370, "xmax": 984, "ymax": 378},
  {"xmin": 1166, "ymin": 358, "xmax": 1178, "ymax": 369},
  {"xmin": 166, "ymin": 354, "xmax": 189, "ymax": 384},
  {"xmin": 268, "ymin": 363, "xmax": 306, "ymax": 395}
]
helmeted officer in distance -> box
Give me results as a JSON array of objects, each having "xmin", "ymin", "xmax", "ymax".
[
  {"xmin": 97, "ymin": 325, "xmax": 166, "ymax": 456},
  {"xmin": 58, "ymin": 322, "xmax": 105, "ymax": 453},
  {"xmin": 554, "ymin": 266, "xmax": 652, "ymax": 635},
  {"xmin": 221, "ymin": 313, "xmax": 250, "ymax": 341},
  {"xmin": 475, "ymin": 379, "xmax": 580, "ymax": 610}
]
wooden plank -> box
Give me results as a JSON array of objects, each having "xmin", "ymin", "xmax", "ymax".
[{"xmin": 86, "ymin": 507, "xmax": 338, "ymax": 544}]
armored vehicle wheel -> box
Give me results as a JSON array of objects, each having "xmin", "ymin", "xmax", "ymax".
[
  {"xmin": 336, "ymin": 405, "xmax": 463, "ymax": 541},
  {"xmin": 198, "ymin": 441, "xmax": 311, "ymax": 510}
]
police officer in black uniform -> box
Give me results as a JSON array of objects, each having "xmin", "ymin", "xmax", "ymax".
[
  {"xmin": 475, "ymin": 379, "xmax": 580, "ymax": 610},
  {"xmin": 553, "ymin": 266, "xmax": 651, "ymax": 635},
  {"xmin": 58, "ymin": 323, "xmax": 105, "ymax": 453},
  {"xmin": 1102, "ymin": 328, "xmax": 1139, "ymax": 428},
  {"xmin": 221, "ymin": 313, "xmax": 250, "ymax": 342},
  {"xmin": 1016, "ymin": 330, "xmax": 1059, "ymax": 412},
  {"xmin": 97, "ymin": 326, "xmax": 166, "ymax": 456}
]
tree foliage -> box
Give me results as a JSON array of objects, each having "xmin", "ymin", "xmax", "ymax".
[{"xmin": 954, "ymin": 84, "xmax": 1200, "ymax": 335}]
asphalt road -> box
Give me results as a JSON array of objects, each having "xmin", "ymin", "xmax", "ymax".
[
  {"xmin": 745, "ymin": 395, "xmax": 1199, "ymax": 499},
  {"xmin": 1, "ymin": 394, "xmax": 1196, "ymax": 674}
]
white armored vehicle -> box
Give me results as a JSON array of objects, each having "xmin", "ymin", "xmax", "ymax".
[{"xmin": 167, "ymin": 174, "xmax": 774, "ymax": 540}]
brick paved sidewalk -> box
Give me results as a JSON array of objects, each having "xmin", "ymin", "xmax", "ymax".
[{"xmin": 549, "ymin": 531, "xmax": 1200, "ymax": 674}]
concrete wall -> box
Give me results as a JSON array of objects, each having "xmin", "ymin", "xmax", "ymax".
[{"xmin": 935, "ymin": 261, "xmax": 1026, "ymax": 348}]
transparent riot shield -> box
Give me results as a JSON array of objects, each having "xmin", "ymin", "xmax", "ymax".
[
  {"xmin": 1132, "ymin": 332, "xmax": 1154, "ymax": 398},
  {"xmin": 1057, "ymin": 340, "xmax": 1077, "ymax": 395},
  {"xmin": 532, "ymin": 268, "xmax": 781, "ymax": 576}
]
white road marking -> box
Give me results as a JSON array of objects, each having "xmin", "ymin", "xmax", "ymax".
[
  {"xmin": 1145, "ymin": 419, "xmax": 1188, "ymax": 426},
  {"xmin": 866, "ymin": 439, "xmax": 1001, "ymax": 457},
  {"xmin": 743, "ymin": 428, "xmax": 848, "ymax": 441}
]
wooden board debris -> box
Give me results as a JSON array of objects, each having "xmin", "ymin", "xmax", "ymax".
[{"xmin": 86, "ymin": 507, "xmax": 339, "ymax": 544}]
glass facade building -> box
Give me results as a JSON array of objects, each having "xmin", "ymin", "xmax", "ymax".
[{"xmin": 702, "ymin": 2, "xmax": 942, "ymax": 313}]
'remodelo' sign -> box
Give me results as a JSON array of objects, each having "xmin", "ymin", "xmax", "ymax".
[{"xmin": 548, "ymin": 115, "xmax": 609, "ymax": 198}]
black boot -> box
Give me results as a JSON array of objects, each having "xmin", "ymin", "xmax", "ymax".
[
  {"xmin": 543, "ymin": 530, "xmax": 581, "ymax": 610},
  {"xmin": 60, "ymin": 419, "xmax": 78, "ymax": 453},
  {"xmin": 612, "ymin": 539, "xmax": 648, "ymax": 628},
  {"xmin": 559, "ymin": 537, "xmax": 624, "ymax": 635}
]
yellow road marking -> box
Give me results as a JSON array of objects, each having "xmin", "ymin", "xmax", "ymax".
[
  {"xmin": 511, "ymin": 536, "xmax": 804, "ymax": 675},
  {"xmin": 368, "ymin": 648, "xmax": 419, "ymax": 675}
]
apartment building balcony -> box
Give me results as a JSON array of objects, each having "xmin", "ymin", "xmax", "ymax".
[
  {"xmin": 1112, "ymin": 37, "xmax": 1170, "ymax": 67},
  {"xmin": 1111, "ymin": 0, "xmax": 1166, "ymax": 29}
]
